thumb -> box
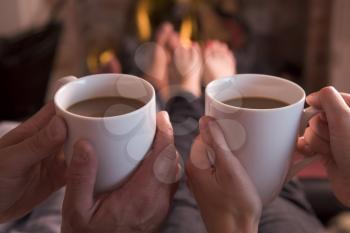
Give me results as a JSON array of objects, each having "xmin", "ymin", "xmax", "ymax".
[
  {"xmin": 64, "ymin": 140, "xmax": 97, "ymax": 214},
  {"xmin": 199, "ymin": 117, "xmax": 259, "ymax": 200},
  {"xmin": 5, "ymin": 116, "xmax": 66, "ymax": 168},
  {"xmin": 199, "ymin": 117, "xmax": 244, "ymax": 181}
]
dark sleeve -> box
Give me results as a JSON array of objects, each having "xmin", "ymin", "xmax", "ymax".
[{"xmin": 165, "ymin": 91, "xmax": 204, "ymax": 161}]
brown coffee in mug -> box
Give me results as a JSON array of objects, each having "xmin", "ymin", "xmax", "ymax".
[
  {"xmin": 223, "ymin": 97, "xmax": 288, "ymax": 109},
  {"xmin": 67, "ymin": 96, "xmax": 145, "ymax": 117}
]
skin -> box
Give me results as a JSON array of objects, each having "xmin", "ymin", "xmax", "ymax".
[
  {"xmin": 0, "ymin": 104, "xmax": 180, "ymax": 233},
  {"xmin": 298, "ymin": 86, "xmax": 350, "ymax": 206},
  {"xmin": 143, "ymin": 22, "xmax": 180, "ymax": 100},
  {"xmin": 0, "ymin": 102, "xmax": 67, "ymax": 222},
  {"xmin": 186, "ymin": 117, "xmax": 262, "ymax": 233},
  {"xmin": 61, "ymin": 111, "xmax": 181, "ymax": 233},
  {"xmin": 203, "ymin": 40, "xmax": 236, "ymax": 85},
  {"xmin": 169, "ymin": 42, "xmax": 203, "ymax": 97},
  {"xmin": 145, "ymin": 22, "xmax": 203, "ymax": 99}
]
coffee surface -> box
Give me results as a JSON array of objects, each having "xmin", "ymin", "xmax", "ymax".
[
  {"xmin": 223, "ymin": 97, "xmax": 288, "ymax": 109},
  {"xmin": 67, "ymin": 97, "xmax": 145, "ymax": 117}
]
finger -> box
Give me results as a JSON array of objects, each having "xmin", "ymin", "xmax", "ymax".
[
  {"xmin": 309, "ymin": 114, "xmax": 330, "ymax": 141},
  {"xmin": 297, "ymin": 137, "xmax": 315, "ymax": 157},
  {"xmin": 153, "ymin": 111, "xmax": 174, "ymax": 153},
  {"xmin": 46, "ymin": 150, "xmax": 68, "ymax": 190},
  {"xmin": 304, "ymin": 127, "xmax": 331, "ymax": 155},
  {"xmin": 195, "ymin": 117, "xmax": 260, "ymax": 203},
  {"xmin": 0, "ymin": 102, "xmax": 55, "ymax": 148},
  {"xmin": 129, "ymin": 112, "xmax": 178, "ymax": 190},
  {"xmin": 186, "ymin": 137, "xmax": 211, "ymax": 196},
  {"xmin": 199, "ymin": 116, "xmax": 231, "ymax": 154},
  {"xmin": 199, "ymin": 116, "xmax": 247, "ymax": 185},
  {"xmin": 306, "ymin": 87, "xmax": 350, "ymax": 121},
  {"xmin": 188, "ymin": 136, "xmax": 212, "ymax": 172},
  {"xmin": 307, "ymin": 91, "xmax": 350, "ymax": 108},
  {"xmin": 153, "ymin": 143, "xmax": 179, "ymax": 184},
  {"xmin": 340, "ymin": 93, "xmax": 350, "ymax": 105},
  {"xmin": 4, "ymin": 116, "xmax": 67, "ymax": 168},
  {"xmin": 151, "ymin": 111, "xmax": 177, "ymax": 185},
  {"xmin": 64, "ymin": 140, "xmax": 98, "ymax": 213}
]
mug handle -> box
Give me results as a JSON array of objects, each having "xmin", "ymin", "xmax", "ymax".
[
  {"xmin": 49, "ymin": 76, "xmax": 78, "ymax": 99},
  {"xmin": 286, "ymin": 107, "xmax": 322, "ymax": 181}
]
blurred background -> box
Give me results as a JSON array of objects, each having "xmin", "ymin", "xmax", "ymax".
[
  {"xmin": 1, "ymin": 0, "xmax": 349, "ymax": 121},
  {"xmin": 0, "ymin": 0, "xmax": 350, "ymax": 229}
]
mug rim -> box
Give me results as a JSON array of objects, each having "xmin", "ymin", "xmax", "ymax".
[
  {"xmin": 54, "ymin": 73, "xmax": 155, "ymax": 121},
  {"xmin": 205, "ymin": 74, "xmax": 306, "ymax": 112}
]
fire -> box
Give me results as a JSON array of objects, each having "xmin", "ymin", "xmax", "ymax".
[
  {"xmin": 87, "ymin": 50, "xmax": 114, "ymax": 73},
  {"xmin": 136, "ymin": 0, "xmax": 151, "ymax": 41},
  {"xmin": 180, "ymin": 17, "xmax": 193, "ymax": 48},
  {"xmin": 99, "ymin": 50, "xmax": 114, "ymax": 65},
  {"xmin": 87, "ymin": 51, "xmax": 98, "ymax": 73}
]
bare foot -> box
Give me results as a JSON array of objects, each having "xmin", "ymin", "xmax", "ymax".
[
  {"xmin": 169, "ymin": 42, "xmax": 202, "ymax": 98},
  {"xmin": 203, "ymin": 41, "xmax": 236, "ymax": 85},
  {"xmin": 143, "ymin": 23, "xmax": 177, "ymax": 88}
]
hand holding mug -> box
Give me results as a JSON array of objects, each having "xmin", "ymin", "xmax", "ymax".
[
  {"xmin": 205, "ymin": 74, "xmax": 320, "ymax": 205},
  {"xmin": 186, "ymin": 117, "xmax": 261, "ymax": 233},
  {"xmin": 300, "ymin": 86, "xmax": 350, "ymax": 206},
  {"xmin": 62, "ymin": 112, "xmax": 180, "ymax": 233},
  {"xmin": 55, "ymin": 74, "xmax": 157, "ymax": 194},
  {"xmin": 0, "ymin": 103, "xmax": 67, "ymax": 222}
]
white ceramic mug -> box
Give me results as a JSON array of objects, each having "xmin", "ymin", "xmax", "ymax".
[
  {"xmin": 54, "ymin": 74, "xmax": 156, "ymax": 194},
  {"xmin": 205, "ymin": 74, "xmax": 319, "ymax": 205}
]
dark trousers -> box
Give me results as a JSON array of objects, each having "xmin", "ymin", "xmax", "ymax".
[{"xmin": 161, "ymin": 92, "xmax": 324, "ymax": 233}]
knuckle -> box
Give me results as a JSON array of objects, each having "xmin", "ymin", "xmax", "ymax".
[{"xmin": 320, "ymin": 86, "xmax": 335, "ymax": 96}]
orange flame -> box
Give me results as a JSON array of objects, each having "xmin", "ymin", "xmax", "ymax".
[
  {"xmin": 180, "ymin": 17, "xmax": 193, "ymax": 48},
  {"xmin": 136, "ymin": 0, "xmax": 151, "ymax": 41},
  {"xmin": 87, "ymin": 50, "xmax": 114, "ymax": 73}
]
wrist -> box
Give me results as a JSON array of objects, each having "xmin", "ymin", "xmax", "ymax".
[
  {"xmin": 203, "ymin": 212, "xmax": 259, "ymax": 233},
  {"xmin": 236, "ymin": 217, "xmax": 259, "ymax": 233}
]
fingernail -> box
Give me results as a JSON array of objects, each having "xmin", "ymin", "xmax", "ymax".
[
  {"xmin": 72, "ymin": 143, "xmax": 89, "ymax": 163},
  {"xmin": 48, "ymin": 116, "xmax": 66, "ymax": 141}
]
